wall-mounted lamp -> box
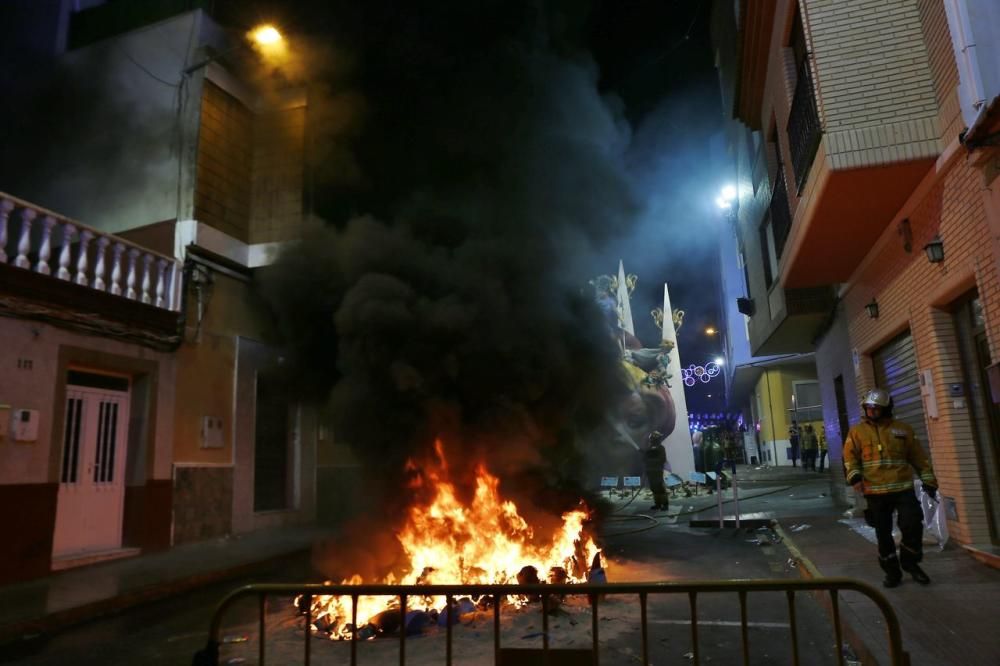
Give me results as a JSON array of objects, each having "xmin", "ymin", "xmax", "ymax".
[
  {"xmin": 924, "ymin": 235, "xmax": 944, "ymax": 263},
  {"xmin": 898, "ymin": 219, "xmax": 912, "ymax": 253},
  {"xmin": 865, "ymin": 298, "xmax": 879, "ymax": 319}
]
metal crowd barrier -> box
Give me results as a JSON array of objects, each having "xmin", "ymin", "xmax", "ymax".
[{"xmin": 193, "ymin": 578, "xmax": 909, "ymax": 666}]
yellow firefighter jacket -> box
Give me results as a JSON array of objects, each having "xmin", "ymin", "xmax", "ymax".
[{"xmin": 843, "ymin": 417, "xmax": 937, "ymax": 495}]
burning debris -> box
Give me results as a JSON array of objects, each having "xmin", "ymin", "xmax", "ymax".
[{"xmin": 301, "ymin": 442, "xmax": 604, "ymax": 640}]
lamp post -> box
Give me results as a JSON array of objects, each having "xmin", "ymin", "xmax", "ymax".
[{"xmin": 184, "ymin": 23, "xmax": 285, "ymax": 75}]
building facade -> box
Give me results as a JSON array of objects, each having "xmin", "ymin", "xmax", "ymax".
[
  {"xmin": 0, "ymin": 1, "xmax": 334, "ymax": 582},
  {"xmin": 0, "ymin": 193, "xmax": 181, "ymax": 583},
  {"xmin": 713, "ymin": 0, "xmax": 1000, "ymax": 553}
]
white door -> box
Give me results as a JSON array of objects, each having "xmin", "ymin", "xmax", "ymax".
[{"xmin": 52, "ymin": 385, "xmax": 131, "ymax": 558}]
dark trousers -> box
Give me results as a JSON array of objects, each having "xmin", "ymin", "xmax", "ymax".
[
  {"xmin": 648, "ymin": 475, "xmax": 669, "ymax": 508},
  {"xmin": 789, "ymin": 441, "xmax": 800, "ymax": 466},
  {"xmin": 802, "ymin": 449, "xmax": 817, "ymax": 470},
  {"xmin": 818, "ymin": 450, "xmax": 827, "ymax": 472},
  {"xmin": 866, "ymin": 490, "xmax": 924, "ymax": 572}
]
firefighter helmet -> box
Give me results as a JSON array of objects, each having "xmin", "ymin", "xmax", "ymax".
[{"xmin": 861, "ymin": 388, "xmax": 893, "ymax": 413}]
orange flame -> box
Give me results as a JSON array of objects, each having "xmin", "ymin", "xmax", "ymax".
[{"xmin": 309, "ymin": 440, "xmax": 600, "ymax": 638}]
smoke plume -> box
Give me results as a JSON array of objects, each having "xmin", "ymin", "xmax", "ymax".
[{"xmin": 260, "ymin": 2, "xmax": 640, "ymax": 527}]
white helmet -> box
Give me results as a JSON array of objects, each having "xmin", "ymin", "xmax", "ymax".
[{"xmin": 861, "ymin": 387, "xmax": 892, "ymax": 410}]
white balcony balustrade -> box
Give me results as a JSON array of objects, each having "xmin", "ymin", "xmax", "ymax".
[{"xmin": 0, "ymin": 192, "xmax": 182, "ymax": 312}]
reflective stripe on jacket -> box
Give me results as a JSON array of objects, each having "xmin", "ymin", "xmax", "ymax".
[{"xmin": 843, "ymin": 418, "xmax": 937, "ymax": 494}]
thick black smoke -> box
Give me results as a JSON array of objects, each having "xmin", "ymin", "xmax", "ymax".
[{"xmin": 259, "ymin": 1, "xmax": 640, "ymax": 520}]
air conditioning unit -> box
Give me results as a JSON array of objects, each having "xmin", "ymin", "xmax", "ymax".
[{"xmin": 737, "ymin": 297, "xmax": 755, "ymax": 316}]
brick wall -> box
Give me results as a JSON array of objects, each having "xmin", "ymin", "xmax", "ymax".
[
  {"xmin": 843, "ymin": 158, "xmax": 997, "ymax": 545},
  {"xmin": 250, "ymin": 104, "xmax": 306, "ymax": 245},
  {"xmin": 805, "ymin": 0, "xmax": 940, "ymax": 170},
  {"xmin": 916, "ymin": 0, "xmax": 963, "ymax": 146},
  {"xmin": 194, "ymin": 81, "xmax": 252, "ymax": 242}
]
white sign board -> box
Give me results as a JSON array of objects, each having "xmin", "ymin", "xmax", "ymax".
[
  {"xmin": 600, "ymin": 476, "xmax": 620, "ymax": 488},
  {"xmin": 623, "ymin": 476, "xmax": 642, "ymax": 487}
]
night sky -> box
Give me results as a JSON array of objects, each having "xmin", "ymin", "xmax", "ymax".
[
  {"xmin": 0, "ymin": 0, "xmax": 729, "ymax": 469},
  {"xmin": 215, "ymin": 0, "xmax": 727, "ymax": 413}
]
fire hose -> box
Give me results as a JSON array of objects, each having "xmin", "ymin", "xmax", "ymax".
[{"xmin": 599, "ymin": 485, "xmax": 791, "ymax": 538}]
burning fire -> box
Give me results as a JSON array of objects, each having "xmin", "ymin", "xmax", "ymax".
[{"xmin": 308, "ymin": 441, "xmax": 601, "ymax": 638}]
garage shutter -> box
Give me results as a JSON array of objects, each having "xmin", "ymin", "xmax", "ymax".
[{"xmin": 873, "ymin": 331, "xmax": 930, "ymax": 453}]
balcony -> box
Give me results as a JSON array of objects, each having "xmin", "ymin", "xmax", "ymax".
[
  {"xmin": 770, "ymin": 162, "xmax": 793, "ymax": 261},
  {"xmin": 772, "ymin": 4, "xmax": 942, "ymax": 290},
  {"xmin": 0, "ymin": 192, "xmax": 182, "ymax": 349},
  {"xmin": 787, "ymin": 59, "xmax": 822, "ymax": 193},
  {"xmin": 748, "ymin": 281, "xmax": 835, "ymax": 357}
]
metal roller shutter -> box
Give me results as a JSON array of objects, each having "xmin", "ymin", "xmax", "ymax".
[{"xmin": 873, "ymin": 331, "xmax": 930, "ymax": 454}]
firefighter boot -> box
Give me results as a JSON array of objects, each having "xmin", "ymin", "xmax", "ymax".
[
  {"xmin": 900, "ymin": 539, "xmax": 930, "ymax": 584},
  {"xmin": 902, "ymin": 563, "xmax": 931, "ymax": 585},
  {"xmin": 879, "ymin": 553, "xmax": 903, "ymax": 588}
]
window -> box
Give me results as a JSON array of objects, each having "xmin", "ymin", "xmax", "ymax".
[
  {"xmin": 759, "ymin": 216, "xmax": 778, "ymax": 289},
  {"xmin": 792, "ymin": 381, "xmax": 822, "ymax": 422}
]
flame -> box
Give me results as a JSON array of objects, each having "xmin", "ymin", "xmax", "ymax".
[{"xmin": 309, "ymin": 440, "xmax": 600, "ymax": 638}]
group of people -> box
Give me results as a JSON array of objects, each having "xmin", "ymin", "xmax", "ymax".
[
  {"xmin": 640, "ymin": 387, "xmax": 937, "ymax": 588},
  {"xmin": 787, "ymin": 420, "xmax": 828, "ymax": 471}
]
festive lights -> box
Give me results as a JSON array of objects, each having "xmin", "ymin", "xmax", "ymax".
[{"xmin": 682, "ymin": 361, "xmax": 721, "ymax": 387}]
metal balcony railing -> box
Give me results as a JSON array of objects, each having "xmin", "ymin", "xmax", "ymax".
[
  {"xmin": 787, "ymin": 58, "xmax": 822, "ymax": 193},
  {"xmin": 770, "ymin": 162, "xmax": 793, "ymax": 261},
  {"xmin": 193, "ymin": 578, "xmax": 910, "ymax": 666},
  {"xmin": 0, "ymin": 192, "xmax": 182, "ymax": 311}
]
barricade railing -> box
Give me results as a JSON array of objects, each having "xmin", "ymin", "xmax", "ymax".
[{"xmin": 193, "ymin": 578, "xmax": 909, "ymax": 666}]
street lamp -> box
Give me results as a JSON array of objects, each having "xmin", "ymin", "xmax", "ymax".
[
  {"xmin": 924, "ymin": 235, "xmax": 945, "ymax": 263},
  {"xmin": 251, "ymin": 24, "xmax": 283, "ymax": 45},
  {"xmin": 865, "ymin": 298, "xmax": 879, "ymax": 319},
  {"xmin": 705, "ymin": 326, "xmax": 717, "ymax": 336},
  {"xmin": 714, "ymin": 357, "xmax": 725, "ymax": 366},
  {"xmin": 184, "ymin": 22, "xmax": 286, "ymax": 74},
  {"xmin": 715, "ymin": 184, "xmax": 737, "ymax": 210}
]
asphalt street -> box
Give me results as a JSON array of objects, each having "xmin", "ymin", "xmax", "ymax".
[{"xmin": 3, "ymin": 473, "xmax": 843, "ymax": 665}]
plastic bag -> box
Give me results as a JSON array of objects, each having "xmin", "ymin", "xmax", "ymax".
[{"xmin": 915, "ymin": 480, "xmax": 949, "ymax": 550}]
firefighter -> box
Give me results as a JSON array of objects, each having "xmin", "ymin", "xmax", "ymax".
[
  {"xmin": 644, "ymin": 430, "xmax": 669, "ymax": 511},
  {"xmin": 844, "ymin": 388, "xmax": 938, "ymax": 587}
]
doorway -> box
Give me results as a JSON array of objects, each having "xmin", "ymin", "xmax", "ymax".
[
  {"xmin": 253, "ymin": 369, "xmax": 293, "ymax": 512},
  {"xmin": 52, "ymin": 372, "xmax": 131, "ymax": 558},
  {"xmin": 953, "ymin": 293, "xmax": 1000, "ymax": 544},
  {"xmin": 872, "ymin": 330, "xmax": 929, "ymax": 452}
]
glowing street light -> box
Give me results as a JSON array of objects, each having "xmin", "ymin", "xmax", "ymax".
[
  {"xmin": 714, "ymin": 357, "xmax": 725, "ymax": 366},
  {"xmin": 705, "ymin": 326, "xmax": 717, "ymax": 336},
  {"xmin": 251, "ymin": 24, "xmax": 283, "ymax": 46},
  {"xmin": 184, "ymin": 23, "xmax": 287, "ymax": 75},
  {"xmin": 715, "ymin": 184, "xmax": 737, "ymax": 210}
]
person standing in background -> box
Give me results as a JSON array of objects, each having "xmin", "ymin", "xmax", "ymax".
[
  {"xmin": 818, "ymin": 428, "xmax": 828, "ymax": 472},
  {"xmin": 801, "ymin": 424, "xmax": 818, "ymax": 471},
  {"xmin": 788, "ymin": 420, "xmax": 800, "ymax": 467},
  {"xmin": 644, "ymin": 430, "xmax": 669, "ymax": 511}
]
